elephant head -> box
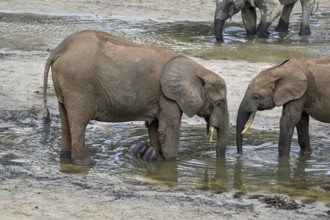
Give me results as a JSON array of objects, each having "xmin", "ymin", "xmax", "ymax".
[
  {"xmin": 214, "ymin": 0, "xmax": 246, "ymax": 42},
  {"xmin": 161, "ymin": 56, "xmax": 229, "ymax": 156},
  {"xmin": 236, "ymin": 60, "xmax": 307, "ymax": 154}
]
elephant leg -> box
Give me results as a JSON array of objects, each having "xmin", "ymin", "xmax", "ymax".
[
  {"xmin": 278, "ymin": 100, "xmax": 304, "ymax": 157},
  {"xmin": 296, "ymin": 112, "xmax": 312, "ymax": 155},
  {"xmin": 70, "ymin": 121, "xmax": 95, "ymax": 166},
  {"xmin": 146, "ymin": 120, "xmax": 161, "ymax": 152},
  {"xmin": 132, "ymin": 120, "xmax": 163, "ymax": 160},
  {"xmin": 158, "ymin": 100, "xmax": 182, "ymax": 160},
  {"xmin": 241, "ymin": 3, "xmax": 257, "ymax": 36},
  {"xmin": 275, "ymin": 3, "xmax": 295, "ymax": 33},
  {"xmin": 257, "ymin": 2, "xmax": 281, "ymax": 38},
  {"xmin": 58, "ymin": 102, "xmax": 72, "ymax": 160},
  {"xmin": 299, "ymin": 0, "xmax": 312, "ymax": 36},
  {"xmin": 67, "ymin": 108, "xmax": 95, "ymax": 166},
  {"xmin": 145, "ymin": 120, "xmax": 164, "ymax": 160}
]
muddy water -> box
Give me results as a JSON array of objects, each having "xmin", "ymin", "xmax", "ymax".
[
  {"xmin": 88, "ymin": 125, "xmax": 330, "ymax": 205},
  {"xmin": 0, "ymin": 11, "xmax": 330, "ymax": 205},
  {"xmin": 1, "ymin": 124, "xmax": 330, "ymax": 205}
]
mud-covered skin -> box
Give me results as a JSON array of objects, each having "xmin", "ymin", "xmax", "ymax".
[
  {"xmin": 214, "ymin": 0, "xmax": 282, "ymax": 42},
  {"xmin": 275, "ymin": 0, "xmax": 313, "ymax": 36},
  {"xmin": 214, "ymin": 0, "xmax": 314, "ymax": 42}
]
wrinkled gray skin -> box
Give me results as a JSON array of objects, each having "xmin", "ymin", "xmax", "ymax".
[
  {"xmin": 214, "ymin": 0, "xmax": 282, "ymax": 42},
  {"xmin": 43, "ymin": 30, "xmax": 229, "ymax": 166},
  {"xmin": 237, "ymin": 58, "xmax": 330, "ymax": 157},
  {"xmin": 275, "ymin": 0, "xmax": 313, "ymax": 36}
]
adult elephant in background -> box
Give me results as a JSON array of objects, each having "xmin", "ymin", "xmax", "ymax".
[
  {"xmin": 236, "ymin": 58, "xmax": 330, "ymax": 157},
  {"xmin": 214, "ymin": 0, "xmax": 282, "ymax": 42},
  {"xmin": 275, "ymin": 0, "xmax": 314, "ymax": 36},
  {"xmin": 43, "ymin": 30, "xmax": 229, "ymax": 166}
]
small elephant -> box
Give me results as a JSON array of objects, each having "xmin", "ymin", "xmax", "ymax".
[
  {"xmin": 275, "ymin": 0, "xmax": 314, "ymax": 36},
  {"xmin": 214, "ymin": 0, "xmax": 282, "ymax": 42},
  {"xmin": 43, "ymin": 30, "xmax": 229, "ymax": 166},
  {"xmin": 236, "ymin": 58, "xmax": 330, "ymax": 156}
]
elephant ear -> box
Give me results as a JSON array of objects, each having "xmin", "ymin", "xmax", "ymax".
[
  {"xmin": 273, "ymin": 67, "xmax": 307, "ymax": 106},
  {"xmin": 160, "ymin": 56, "xmax": 205, "ymax": 117}
]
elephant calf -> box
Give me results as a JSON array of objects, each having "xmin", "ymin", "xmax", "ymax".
[
  {"xmin": 236, "ymin": 58, "xmax": 330, "ymax": 156},
  {"xmin": 43, "ymin": 30, "xmax": 229, "ymax": 166}
]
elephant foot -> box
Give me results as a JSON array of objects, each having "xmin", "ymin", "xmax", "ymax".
[
  {"xmin": 257, "ymin": 21, "xmax": 271, "ymax": 38},
  {"xmin": 299, "ymin": 27, "xmax": 311, "ymax": 36},
  {"xmin": 257, "ymin": 30, "xmax": 270, "ymax": 39},
  {"xmin": 300, "ymin": 149, "xmax": 312, "ymax": 156},
  {"xmin": 246, "ymin": 29, "xmax": 257, "ymax": 36},
  {"xmin": 131, "ymin": 142, "xmax": 163, "ymax": 160},
  {"xmin": 275, "ymin": 19, "xmax": 289, "ymax": 33}
]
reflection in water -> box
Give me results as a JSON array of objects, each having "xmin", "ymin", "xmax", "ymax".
[
  {"xmin": 59, "ymin": 158, "xmax": 93, "ymax": 175},
  {"xmin": 138, "ymin": 160, "xmax": 178, "ymax": 184},
  {"xmin": 201, "ymin": 158, "xmax": 246, "ymax": 193},
  {"xmin": 276, "ymin": 156, "xmax": 312, "ymax": 188},
  {"xmin": 131, "ymin": 151, "xmax": 330, "ymax": 205}
]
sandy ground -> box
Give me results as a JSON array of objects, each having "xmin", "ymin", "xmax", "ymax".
[{"xmin": 0, "ymin": 0, "xmax": 329, "ymax": 219}]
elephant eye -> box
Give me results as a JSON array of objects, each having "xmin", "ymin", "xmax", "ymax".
[
  {"xmin": 253, "ymin": 94, "xmax": 259, "ymax": 100},
  {"xmin": 214, "ymin": 100, "xmax": 222, "ymax": 107}
]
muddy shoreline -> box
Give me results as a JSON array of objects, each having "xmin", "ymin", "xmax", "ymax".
[{"xmin": 1, "ymin": 0, "xmax": 329, "ymax": 219}]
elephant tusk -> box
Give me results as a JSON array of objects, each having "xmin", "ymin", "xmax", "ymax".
[
  {"xmin": 209, "ymin": 126, "xmax": 215, "ymax": 142},
  {"xmin": 241, "ymin": 112, "xmax": 256, "ymax": 135}
]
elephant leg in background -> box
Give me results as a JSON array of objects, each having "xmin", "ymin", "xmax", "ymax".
[
  {"xmin": 275, "ymin": 3, "xmax": 295, "ymax": 33},
  {"xmin": 241, "ymin": 3, "xmax": 257, "ymax": 36},
  {"xmin": 144, "ymin": 120, "xmax": 163, "ymax": 160},
  {"xmin": 278, "ymin": 100, "xmax": 305, "ymax": 157},
  {"xmin": 275, "ymin": 0, "xmax": 312, "ymax": 36},
  {"xmin": 296, "ymin": 112, "xmax": 312, "ymax": 155},
  {"xmin": 299, "ymin": 0, "xmax": 312, "ymax": 36},
  {"xmin": 256, "ymin": 2, "xmax": 282, "ymax": 38}
]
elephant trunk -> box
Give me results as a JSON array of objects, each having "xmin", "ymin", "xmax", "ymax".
[
  {"xmin": 236, "ymin": 103, "xmax": 252, "ymax": 155},
  {"xmin": 208, "ymin": 101, "xmax": 229, "ymax": 157},
  {"xmin": 216, "ymin": 122, "xmax": 229, "ymax": 157},
  {"xmin": 214, "ymin": 18, "xmax": 225, "ymax": 42}
]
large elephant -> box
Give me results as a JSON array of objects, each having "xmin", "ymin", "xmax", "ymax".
[
  {"xmin": 275, "ymin": 0, "xmax": 313, "ymax": 36},
  {"xmin": 214, "ymin": 0, "xmax": 313, "ymax": 42},
  {"xmin": 43, "ymin": 30, "xmax": 229, "ymax": 166},
  {"xmin": 214, "ymin": 0, "xmax": 282, "ymax": 42},
  {"xmin": 236, "ymin": 58, "xmax": 330, "ymax": 157}
]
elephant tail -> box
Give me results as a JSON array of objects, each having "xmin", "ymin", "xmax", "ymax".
[{"xmin": 42, "ymin": 50, "xmax": 59, "ymax": 140}]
